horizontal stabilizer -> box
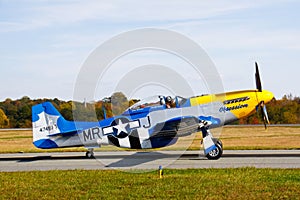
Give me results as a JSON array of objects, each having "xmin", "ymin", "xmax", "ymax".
[{"xmin": 47, "ymin": 129, "xmax": 81, "ymax": 137}]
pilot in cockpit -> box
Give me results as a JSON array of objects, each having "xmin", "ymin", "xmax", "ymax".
[{"xmin": 165, "ymin": 96, "xmax": 175, "ymax": 108}]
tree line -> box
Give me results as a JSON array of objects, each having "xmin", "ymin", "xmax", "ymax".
[
  {"xmin": 238, "ymin": 94, "xmax": 300, "ymax": 125},
  {"xmin": 0, "ymin": 92, "xmax": 137, "ymax": 128},
  {"xmin": 0, "ymin": 93, "xmax": 299, "ymax": 128}
]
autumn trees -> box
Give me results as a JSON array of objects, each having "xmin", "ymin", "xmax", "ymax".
[
  {"xmin": 237, "ymin": 94, "xmax": 300, "ymax": 125},
  {"xmin": 0, "ymin": 92, "xmax": 134, "ymax": 128},
  {"xmin": 0, "ymin": 108, "xmax": 9, "ymax": 128}
]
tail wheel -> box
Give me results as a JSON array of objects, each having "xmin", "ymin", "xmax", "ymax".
[
  {"xmin": 85, "ymin": 149, "xmax": 94, "ymax": 158},
  {"xmin": 206, "ymin": 143, "xmax": 223, "ymax": 160}
]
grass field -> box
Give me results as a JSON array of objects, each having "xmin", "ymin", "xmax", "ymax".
[
  {"xmin": 0, "ymin": 168, "xmax": 299, "ymax": 199},
  {"xmin": 0, "ymin": 126, "xmax": 299, "ymax": 153},
  {"xmin": 0, "ymin": 129, "xmax": 299, "ymax": 199}
]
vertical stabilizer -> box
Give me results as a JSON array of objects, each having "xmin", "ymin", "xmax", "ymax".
[{"xmin": 32, "ymin": 102, "xmax": 65, "ymax": 148}]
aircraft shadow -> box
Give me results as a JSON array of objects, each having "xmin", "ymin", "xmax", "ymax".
[
  {"xmin": 102, "ymin": 152, "xmax": 177, "ymax": 168},
  {"xmin": 3, "ymin": 156, "xmax": 85, "ymax": 163}
]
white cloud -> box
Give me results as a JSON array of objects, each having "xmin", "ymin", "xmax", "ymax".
[{"xmin": 0, "ymin": 0, "xmax": 288, "ymax": 32}]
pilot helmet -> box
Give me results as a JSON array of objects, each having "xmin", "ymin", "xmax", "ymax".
[{"xmin": 166, "ymin": 96, "xmax": 172, "ymax": 103}]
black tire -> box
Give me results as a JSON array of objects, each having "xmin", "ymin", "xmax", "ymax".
[
  {"xmin": 212, "ymin": 138, "xmax": 223, "ymax": 149},
  {"xmin": 85, "ymin": 151, "xmax": 94, "ymax": 158},
  {"xmin": 206, "ymin": 143, "xmax": 223, "ymax": 160}
]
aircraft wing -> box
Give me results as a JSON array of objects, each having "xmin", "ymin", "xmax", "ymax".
[{"xmin": 151, "ymin": 116, "xmax": 199, "ymax": 138}]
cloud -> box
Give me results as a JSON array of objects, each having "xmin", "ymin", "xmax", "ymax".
[{"xmin": 0, "ymin": 0, "xmax": 288, "ymax": 32}]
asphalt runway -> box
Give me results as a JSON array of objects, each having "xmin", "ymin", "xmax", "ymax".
[{"xmin": 0, "ymin": 150, "xmax": 299, "ymax": 172}]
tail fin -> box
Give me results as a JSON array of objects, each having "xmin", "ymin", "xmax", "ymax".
[{"xmin": 32, "ymin": 102, "xmax": 66, "ymax": 148}]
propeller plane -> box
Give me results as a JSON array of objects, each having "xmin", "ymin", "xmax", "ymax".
[{"xmin": 32, "ymin": 63, "xmax": 274, "ymax": 160}]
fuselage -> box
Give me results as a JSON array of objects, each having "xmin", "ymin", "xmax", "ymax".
[{"xmin": 32, "ymin": 89, "xmax": 274, "ymax": 150}]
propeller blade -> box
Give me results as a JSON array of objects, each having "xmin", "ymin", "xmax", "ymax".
[
  {"xmin": 255, "ymin": 63, "xmax": 271, "ymax": 129},
  {"xmin": 259, "ymin": 102, "xmax": 270, "ymax": 129},
  {"xmin": 255, "ymin": 62, "xmax": 262, "ymax": 92},
  {"xmin": 260, "ymin": 106, "xmax": 267, "ymax": 129},
  {"xmin": 263, "ymin": 104, "xmax": 270, "ymax": 125}
]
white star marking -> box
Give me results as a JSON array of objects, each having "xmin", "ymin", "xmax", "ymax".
[{"xmin": 114, "ymin": 119, "xmax": 128, "ymax": 135}]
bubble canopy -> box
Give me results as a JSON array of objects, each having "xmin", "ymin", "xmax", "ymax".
[{"xmin": 127, "ymin": 95, "xmax": 189, "ymax": 111}]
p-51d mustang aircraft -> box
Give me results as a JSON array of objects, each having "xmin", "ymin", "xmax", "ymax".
[{"xmin": 32, "ymin": 63, "xmax": 274, "ymax": 160}]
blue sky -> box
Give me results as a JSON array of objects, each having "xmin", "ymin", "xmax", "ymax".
[{"xmin": 0, "ymin": 0, "xmax": 299, "ymax": 101}]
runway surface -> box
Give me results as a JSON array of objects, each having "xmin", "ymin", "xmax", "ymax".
[{"xmin": 0, "ymin": 150, "xmax": 299, "ymax": 172}]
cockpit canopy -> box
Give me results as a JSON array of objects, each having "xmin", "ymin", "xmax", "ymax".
[{"xmin": 127, "ymin": 95, "xmax": 189, "ymax": 111}]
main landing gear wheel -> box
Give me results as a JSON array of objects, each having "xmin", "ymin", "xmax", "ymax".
[
  {"xmin": 85, "ymin": 149, "xmax": 94, "ymax": 158},
  {"xmin": 206, "ymin": 139, "xmax": 223, "ymax": 160}
]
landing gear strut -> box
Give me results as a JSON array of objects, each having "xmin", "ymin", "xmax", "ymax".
[
  {"xmin": 199, "ymin": 120, "xmax": 223, "ymax": 160},
  {"xmin": 85, "ymin": 148, "xmax": 94, "ymax": 158}
]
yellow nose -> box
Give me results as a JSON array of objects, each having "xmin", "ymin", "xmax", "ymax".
[{"xmin": 257, "ymin": 90, "xmax": 274, "ymax": 103}]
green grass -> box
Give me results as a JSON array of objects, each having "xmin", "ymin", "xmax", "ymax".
[
  {"xmin": 0, "ymin": 126, "xmax": 299, "ymax": 153},
  {"xmin": 0, "ymin": 168, "xmax": 299, "ymax": 199}
]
